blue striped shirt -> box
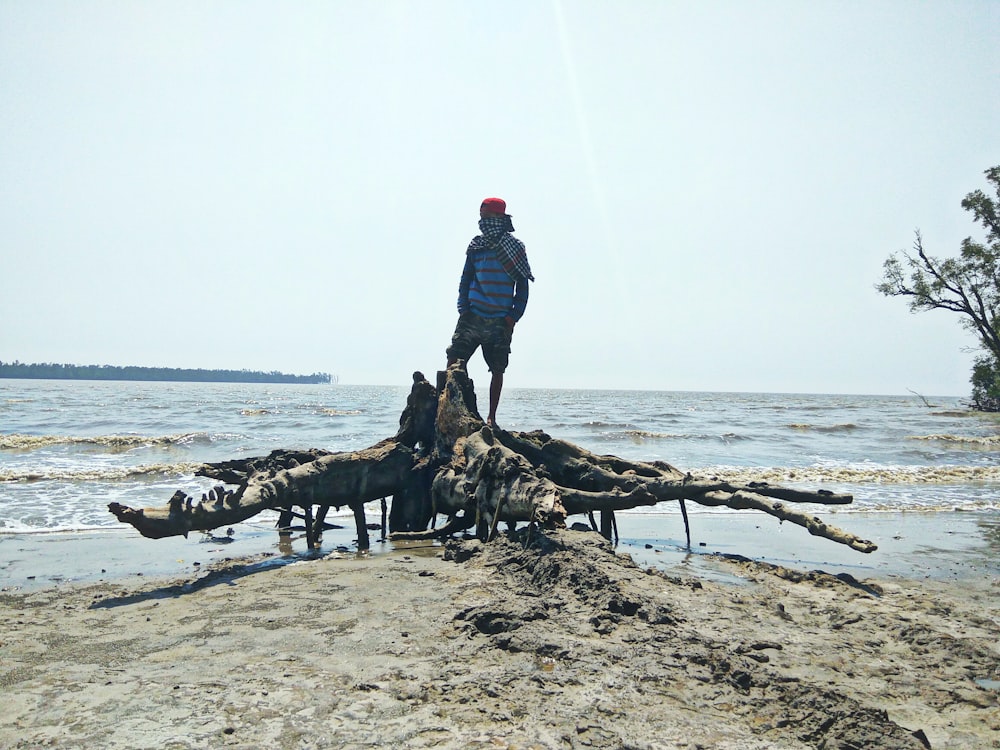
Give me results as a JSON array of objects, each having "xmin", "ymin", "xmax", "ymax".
[{"xmin": 457, "ymin": 246, "xmax": 529, "ymax": 320}]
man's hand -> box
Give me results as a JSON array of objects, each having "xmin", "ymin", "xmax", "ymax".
[{"xmin": 505, "ymin": 315, "xmax": 515, "ymax": 330}]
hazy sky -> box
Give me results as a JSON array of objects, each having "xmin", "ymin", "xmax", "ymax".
[{"xmin": 1, "ymin": 1, "xmax": 997, "ymax": 396}]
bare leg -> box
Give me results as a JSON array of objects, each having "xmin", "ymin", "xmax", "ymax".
[{"xmin": 488, "ymin": 371, "xmax": 504, "ymax": 427}]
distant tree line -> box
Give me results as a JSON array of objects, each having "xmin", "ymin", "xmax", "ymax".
[{"xmin": 0, "ymin": 361, "xmax": 335, "ymax": 385}]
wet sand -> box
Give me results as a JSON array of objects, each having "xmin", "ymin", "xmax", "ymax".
[
  {"xmin": 1, "ymin": 513, "xmax": 998, "ymax": 749},
  {"xmin": 2, "ymin": 510, "xmax": 997, "ymax": 592}
]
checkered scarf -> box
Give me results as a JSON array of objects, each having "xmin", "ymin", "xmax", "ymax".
[{"xmin": 470, "ymin": 216, "xmax": 535, "ymax": 282}]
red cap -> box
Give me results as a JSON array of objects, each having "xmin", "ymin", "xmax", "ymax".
[{"xmin": 480, "ymin": 197, "xmax": 508, "ymax": 217}]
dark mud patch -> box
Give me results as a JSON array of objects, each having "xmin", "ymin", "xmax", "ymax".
[{"xmin": 443, "ymin": 528, "xmax": 939, "ymax": 749}]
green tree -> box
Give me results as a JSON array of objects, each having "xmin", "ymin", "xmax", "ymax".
[{"xmin": 877, "ymin": 166, "xmax": 1000, "ymax": 410}]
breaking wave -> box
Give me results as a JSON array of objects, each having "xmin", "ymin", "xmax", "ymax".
[
  {"xmin": 7, "ymin": 460, "xmax": 996, "ymax": 487},
  {"xmin": 0, "ymin": 462, "xmax": 208, "ymax": 483},
  {"xmin": 622, "ymin": 429, "xmax": 682, "ymax": 440},
  {"xmin": 703, "ymin": 465, "xmax": 1000, "ymax": 485},
  {"xmin": 786, "ymin": 423, "xmax": 859, "ymax": 432},
  {"xmin": 908, "ymin": 434, "xmax": 1000, "ymax": 446},
  {"xmin": 0, "ymin": 433, "xmax": 212, "ymax": 452},
  {"xmin": 610, "ymin": 430, "xmax": 751, "ymax": 442}
]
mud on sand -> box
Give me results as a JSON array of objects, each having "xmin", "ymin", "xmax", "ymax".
[{"xmin": 1, "ymin": 529, "xmax": 998, "ymax": 749}]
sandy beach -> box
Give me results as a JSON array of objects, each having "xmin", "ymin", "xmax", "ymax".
[{"xmin": 1, "ymin": 513, "xmax": 998, "ymax": 749}]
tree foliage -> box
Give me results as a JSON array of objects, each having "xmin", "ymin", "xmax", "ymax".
[
  {"xmin": 970, "ymin": 355, "xmax": 1000, "ymax": 412},
  {"xmin": 877, "ymin": 166, "xmax": 1000, "ymax": 409}
]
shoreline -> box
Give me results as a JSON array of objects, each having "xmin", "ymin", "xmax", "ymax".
[
  {"xmin": 1, "ymin": 525, "xmax": 996, "ymax": 749},
  {"xmin": 2, "ymin": 509, "xmax": 998, "ymax": 594}
]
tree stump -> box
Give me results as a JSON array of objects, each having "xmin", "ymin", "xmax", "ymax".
[{"xmin": 109, "ymin": 365, "xmax": 876, "ymax": 554}]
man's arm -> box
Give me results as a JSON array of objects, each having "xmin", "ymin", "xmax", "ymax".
[
  {"xmin": 510, "ymin": 277, "xmax": 529, "ymax": 323},
  {"xmin": 457, "ymin": 254, "xmax": 474, "ymax": 315}
]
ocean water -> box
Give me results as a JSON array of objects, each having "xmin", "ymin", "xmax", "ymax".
[{"xmin": 2, "ymin": 378, "xmax": 999, "ymax": 535}]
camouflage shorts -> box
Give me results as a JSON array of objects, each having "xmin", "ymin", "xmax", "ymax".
[{"xmin": 446, "ymin": 312, "xmax": 512, "ymax": 373}]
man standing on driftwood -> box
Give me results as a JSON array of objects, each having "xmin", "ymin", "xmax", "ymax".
[{"xmin": 447, "ymin": 197, "xmax": 534, "ymax": 428}]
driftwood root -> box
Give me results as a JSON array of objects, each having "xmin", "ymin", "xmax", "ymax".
[{"xmin": 109, "ymin": 365, "xmax": 876, "ymax": 555}]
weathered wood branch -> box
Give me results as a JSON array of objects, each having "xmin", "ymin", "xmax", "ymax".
[
  {"xmin": 109, "ymin": 439, "xmax": 414, "ymax": 540},
  {"xmin": 109, "ymin": 364, "xmax": 877, "ymax": 555},
  {"xmin": 700, "ymin": 491, "xmax": 877, "ymax": 552},
  {"xmin": 196, "ymin": 448, "xmax": 334, "ymax": 485},
  {"xmin": 495, "ymin": 430, "xmax": 853, "ymax": 505}
]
